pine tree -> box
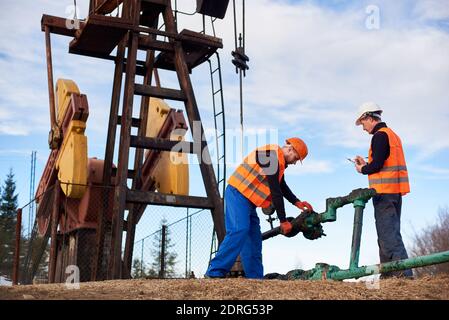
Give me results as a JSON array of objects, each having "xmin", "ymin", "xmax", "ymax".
[
  {"xmin": 0, "ymin": 169, "xmax": 19, "ymax": 278},
  {"xmin": 132, "ymin": 258, "xmax": 148, "ymax": 278},
  {"xmin": 150, "ymin": 218, "xmax": 178, "ymax": 278}
]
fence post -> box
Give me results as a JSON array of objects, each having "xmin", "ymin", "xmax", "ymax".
[
  {"xmin": 159, "ymin": 225, "xmax": 167, "ymax": 278},
  {"xmin": 185, "ymin": 208, "xmax": 189, "ymax": 278},
  {"xmin": 12, "ymin": 208, "xmax": 22, "ymax": 285},
  {"xmin": 141, "ymin": 239, "xmax": 144, "ymax": 278}
]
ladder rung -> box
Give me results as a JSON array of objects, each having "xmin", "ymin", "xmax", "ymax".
[
  {"xmin": 217, "ymin": 133, "xmax": 225, "ymax": 138},
  {"xmin": 214, "ymin": 111, "xmax": 223, "ymax": 117},
  {"xmin": 111, "ymin": 168, "xmax": 136, "ymax": 179},
  {"xmin": 117, "ymin": 116, "xmax": 142, "ymax": 128},
  {"xmin": 126, "ymin": 190, "xmax": 215, "ymax": 209},
  {"xmin": 122, "ymin": 58, "xmax": 147, "ymax": 76},
  {"xmin": 134, "ymin": 84, "xmax": 187, "ymax": 101},
  {"xmin": 218, "ymin": 155, "xmax": 225, "ymax": 160},
  {"xmin": 211, "ymin": 67, "xmax": 220, "ymax": 74},
  {"xmin": 138, "ymin": 36, "xmax": 174, "ymax": 52},
  {"xmin": 130, "ymin": 136, "xmax": 197, "ymax": 153},
  {"xmin": 213, "ymin": 89, "xmax": 222, "ymax": 95},
  {"xmin": 123, "ymin": 63, "xmax": 147, "ymax": 76}
]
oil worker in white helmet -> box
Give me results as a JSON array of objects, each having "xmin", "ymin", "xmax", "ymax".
[{"xmin": 352, "ymin": 102, "xmax": 413, "ymax": 278}]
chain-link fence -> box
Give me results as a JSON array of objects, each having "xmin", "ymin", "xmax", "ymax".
[
  {"xmin": 132, "ymin": 207, "xmax": 215, "ymax": 279},
  {"xmin": 5, "ymin": 182, "xmax": 217, "ymax": 285},
  {"xmin": 2, "ymin": 185, "xmax": 55, "ymax": 285}
]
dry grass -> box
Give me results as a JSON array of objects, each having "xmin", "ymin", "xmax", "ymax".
[{"xmin": 1, "ymin": 275, "xmax": 448, "ymax": 300}]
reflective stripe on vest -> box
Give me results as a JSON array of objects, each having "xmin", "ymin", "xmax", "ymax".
[
  {"xmin": 369, "ymin": 177, "xmax": 409, "ymax": 184},
  {"xmin": 368, "ymin": 127, "xmax": 410, "ymax": 195},
  {"xmin": 231, "ymin": 170, "xmax": 270, "ymax": 200},
  {"xmin": 379, "ymin": 165, "xmax": 408, "ymax": 172},
  {"xmin": 228, "ymin": 144, "xmax": 285, "ymax": 208}
]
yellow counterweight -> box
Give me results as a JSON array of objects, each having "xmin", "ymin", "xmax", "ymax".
[
  {"xmin": 55, "ymin": 79, "xmax": 88, "ymax": 198},
  {"xmin": 146, "ymin": 98, "xmax": 189, "ymax": 195}
]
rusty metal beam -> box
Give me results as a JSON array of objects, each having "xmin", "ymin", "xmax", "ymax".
[
  {"xmin": 138, "ymin": 35, "xmax": 174, "ymax": 52},
  {"xmin": 134, "ymin": 84, "xmax": 187, "ymax": 101},
  {"xmin": 103, "ymin": 42, "xmax": 127, "ymax": 187},
  {"xmin": 41, "ymin": 14, "xmax": 85, "ymax": 37},
  {"xmin": 109, "ymin": 0, "xmax": 141, "ymax": 280},
  {"xmin": 117, "ymin": 116, "xmax": 141, "ymax": 127},
  {"xmin": 111, "ymin": 167, "xmax": 136, "ymax": 179},
  {"xmin": 49, "ymin": 180, "xmax": 61, "ymax": 283},
  {"xmin": 41, "ymin": 14, "xmax": 222, "ymax": 49},
  {"xmin": 44, "ymin": 25, "xmax": 57, "ymax": 133},
  {"xmin": 129, "ymin": 136, "xmax": 195, "ymax": 152},
  {"xmin": 126, "ymin": 190, "xmax": 214, "ymax": 209},
  {"xmin": 123, "ymin": 36, "xmax": 157, "ymax": 278},
  {"xmin": 69, "ymin": 15, "xmax": 133, "ymax": 56},
  {"xmin": 98, "ymin": 2, "xmax": 134, "ymax": 281},
  {"xmin": 98, "ymin": 29, "xmax": 127, "ymax": 283}
]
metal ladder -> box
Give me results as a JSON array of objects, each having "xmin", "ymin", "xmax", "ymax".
[
  {"xmin": 207, "ymin": 16, "xmax": 226, "ymax": 266},
  {"xmin": 208, "ymin": 52, "xmax": 226, "ymax": 199}
]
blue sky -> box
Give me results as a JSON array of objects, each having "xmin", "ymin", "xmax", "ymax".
[{"xmin": 1, "ymin": 0, "xmax": 449, "ymax": 276}]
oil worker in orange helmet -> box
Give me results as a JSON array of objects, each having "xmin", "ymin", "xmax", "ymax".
[{"xmin": 205, "ymin": 137, "xmax": 313, "ymax": 279}]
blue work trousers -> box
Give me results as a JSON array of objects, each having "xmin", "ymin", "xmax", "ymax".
[
  {"xmin": 206, "ymin": 185, "xmax": 263, "ymax": 279},
  {"xmin": 373, "ymin": 193, "xmax": 413, "ymax": 278}
]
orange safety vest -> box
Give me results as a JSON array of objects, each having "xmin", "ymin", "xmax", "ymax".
[
  {"xmin": 228, "ymin": 144, "xmax": 285, "ymax": 208},
  {"xmin": 368, "ymin": 127, "xmax": 410, "ymax": 195}
]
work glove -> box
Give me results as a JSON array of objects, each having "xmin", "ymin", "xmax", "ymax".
[
  {"xmin": 280, "ymin": 221, "xmax": 292, "ymax": 235},
  {"xmin": 295, "ymin": 200, "xmax": 314, "ymax": 212}
]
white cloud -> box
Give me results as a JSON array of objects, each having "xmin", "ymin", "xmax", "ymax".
[
  {"xmin": 413, "ymin": 0, "xmax": 449, "ymax": 21},
  {"xmin": 286, "ymin": 159, "xmax": 334, "ymax": 175},
  {"xmin": 233, "ymin": 0, "xmax": 449, "ymax": 157},
  {"xmin": 415, "ymin": 164, "xmax": 449, "ymax": 180},
  {"xmin": 0, "ymin": 122, "xmax": 29, "ymax": 136}
]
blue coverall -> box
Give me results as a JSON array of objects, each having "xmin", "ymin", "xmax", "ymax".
[{"xmin": 205, "ymin": 185, "xmax": 263, "ymax": 279}]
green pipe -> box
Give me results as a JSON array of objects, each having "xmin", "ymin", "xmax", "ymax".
[
  {"xmin": 263, "ymin": 188, "xmax": 449, "ymax": 281},
  {"xmin": 349, "ymin": 205, "xmax": 364, "ymax": 270},
  {"xmin": 328, "ymin": 250, "xmax": 449, "ymax": 280},
  {"xmin": 320, "ymin": 188, "xmax": 376, "ymax": 223},
  {"xmin": 283, "ymin": 250, "xmax": 449, "ymax": 280}
]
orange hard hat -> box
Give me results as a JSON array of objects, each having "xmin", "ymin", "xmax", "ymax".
[{"xmin": 286, "ymin": 137, "xmax": 308, "ymax": 162}]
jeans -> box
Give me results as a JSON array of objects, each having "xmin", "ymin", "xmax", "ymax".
[
  {"xmin": 373, "ymin": 193, "xmax": 413, "ymax": 278},
  {"xmin": 205, "ymin": 185, "xmax": 263, "ymax": 279}
]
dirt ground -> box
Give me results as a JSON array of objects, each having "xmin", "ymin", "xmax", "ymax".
[{"xmin": 1, "ymin": 275, "xmax": 449, "ymax": 300}]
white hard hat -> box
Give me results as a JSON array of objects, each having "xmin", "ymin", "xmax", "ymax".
[{"xmin": 355, "ymin": 102, "xmax": 383, "ymax": 126}]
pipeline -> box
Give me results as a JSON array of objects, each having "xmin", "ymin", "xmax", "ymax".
[
  {"xmin": 262, "ymin": 187, "xmax": 449, "ymax": 281},
  {"xmin": 274, "ymin": 250, "xmax": 449, "ymax": 280}
]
